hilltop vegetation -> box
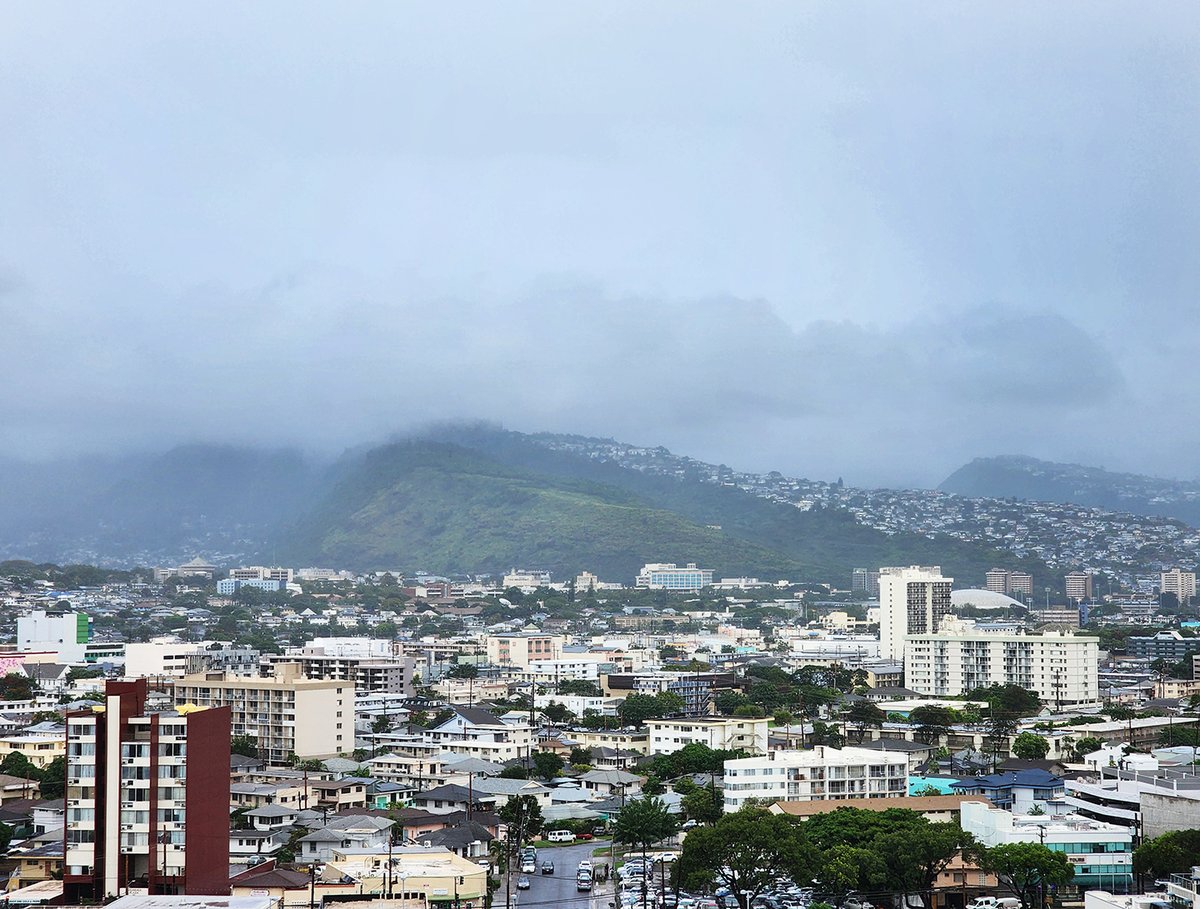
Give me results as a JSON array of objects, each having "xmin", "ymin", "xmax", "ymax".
[{"xmin": 280, "ymin": 428, "xmax": 1052, "ymax": 581}]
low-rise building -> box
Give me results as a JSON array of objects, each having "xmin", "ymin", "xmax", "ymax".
[
  {"xmin": 960, "ymin": 800, "xmax": 1134, "ymax": 892},
  {"xmin": 646, "ymin": 716, "xmax": 769, "ymax": 756},
  {"xmin": 950, "ymin": 770, "xmax": 1064, "ymax": 813},
  {"xmin": 485, "ymin": 633, "xmax": 564, "ymax": 668},
  {"xmin": 723, "ymin": 746, "xmax": 909, "ymax": 811}
]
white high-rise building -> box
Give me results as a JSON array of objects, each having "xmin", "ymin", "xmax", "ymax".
[
  {"xmin": 904, "ymin": 616, "xmax": 1099, "ymax": 707},
  {"xmin": 878, "ymin": 566, "xmax": 953, "ymax": 661}
]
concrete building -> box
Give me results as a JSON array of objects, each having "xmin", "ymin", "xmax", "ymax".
[
  {"xmin": 1065, "ymin": 571, "xmax": 1095, "ymax": 602},
  {"xmin": 878, "ymin": 566, "xmax": 953, "ymax": 661},
  {"xmin": 152, "ymin": 558, "xmax": 217, "ymax": 582},
  {"xmin": 484, "ymin": 633, "xmax": 563, "ymax": 668},
  {"xmin": 646, "ymin": 716, "xmax": 768, "ymax": 755},
  {"xmin": 263, "ymin": 639, "xmax": 412, "ymax": 696},
  {"xmin": 63, "ymin": 679, "xmax": 231, "ymax": 900},
  {"xmin": 904, "ymin": 616, "xmax": 1099, "ymax": 707},
  {"xmin": 216, "ymin": 578, "xmax": 285, "ymax": 596},
  {"xmin": 1160, "ymin": 569, "xmax": 1196, "ymax": 602},
  {"xmin": 960, "ymin": 800, "xmax": 1134, "ymax": 892},
  {"xmin": 1064, "ymin": 765, "xmax": 1200, "ymax": 838},
  {"xmin": 601, "ymin": 670, "xmax": 738, "ymax": 716},
  {"xmin": 174, "ymin": 663, "xmax": 353, "ymax": 764},
  {"xmin": 17, "ymin": 610, "xmax": 92, "ymax": 663},
  {"xmin": 635, "ymin": 563, "xmax": 714, "ymax": 591},
  {"xmin": 950, "ymin": 770, "xmax": 1064, "ymax": 813},
  {"xmin": 125, "ymin": 641, "xmax": 206, "ymax": 678},
  {"xmin": 985, "ymin": 569, "xmax": 1034, "ymax": 600},
  {"xmin": 852, "ymin": 568, "xmax": 881, "ymax": 598},
  {"xmin": 501, "ymin": 569, "xmax": 551, "ymax": 589},
  {"xmin": 228, "ymin": 566, "xmax": 294, "ymax": 584},
  {"xmin": 1126, "ymin": 630, "xmax": 1200, "ymax": 661},
  {"xmin": 1034, "ymin": 607, "xmax": 1082, "ymax": 628},
  {"xmin": 723, "ymin": 745, "xmax": 909, "ymax": 811}
]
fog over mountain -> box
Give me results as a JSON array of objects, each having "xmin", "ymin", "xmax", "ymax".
[{"xmin": 2, "ymin": 4, "xmax": 1197, "ymax": 487}]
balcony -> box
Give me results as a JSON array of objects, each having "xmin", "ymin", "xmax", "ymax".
[{"xmin": 1166, "ymin": 870, "xmax": 1199, "ymax": 904}]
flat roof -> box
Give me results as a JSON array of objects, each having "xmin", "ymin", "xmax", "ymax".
[
  {"xmin": 770, "ymin": 794, "xmax": 988, "ymax": 817},
  {"xmin": 105, "ymin": 898, "xmax": 274, "ymax": 909}
]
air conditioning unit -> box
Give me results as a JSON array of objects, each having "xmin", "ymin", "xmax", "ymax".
[{"xmin": 69, "ymin": 778, "xmax": 81, "ymax": 785}]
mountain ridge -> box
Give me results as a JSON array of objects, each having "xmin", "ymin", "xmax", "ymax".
[{"xmin": 940, "ymin": 455, "xmax": 1200, "ymax": 526}]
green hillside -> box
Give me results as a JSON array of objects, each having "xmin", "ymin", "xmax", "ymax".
[
  {"xmin": 430, "ymin": 427, "xmax": 1055, "ymax": 587},
  {"xmin": 280, "ymin": 441, "xmax": 805, "ymax": 578},
  {"xmin": 281, "ymin": 430, "xmax": 1055, "ymax": 586}
]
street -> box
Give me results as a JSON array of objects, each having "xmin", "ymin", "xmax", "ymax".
[{"xmin": 501, "ymin": 840, "xmax": 613, "ymax": 909}]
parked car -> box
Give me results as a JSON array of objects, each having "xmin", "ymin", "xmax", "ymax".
[
  {"xmin": 517, "ymin": 876, "xmax": 531, "ymax": 890},
  {"xmin": 547, "ymin": 829, "xmax": 576, "ymax": 843},
  {"xmin": 541, "ymin": 861, "xmax": 555, "ymax": 875},
  {"xmin": 521, "ymin": 859, "xmax": 537, "ymax": 874}
]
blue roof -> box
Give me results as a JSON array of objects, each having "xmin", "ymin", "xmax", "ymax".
[{"xmin": 951, "ymin": 769, "xmax": 1062, "ymax": 790}]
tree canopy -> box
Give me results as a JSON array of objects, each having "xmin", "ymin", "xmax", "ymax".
[
  {"xmin": 981, "ymin": 842, "xmax": 1074, "ymax": 909},
  {"xmin": 677, "ymin": 808, "xmax": 817, "ymax": 909},
  {"xmin": 1133, "ymin": 829, "xmax": 1200, "ymax": 879}
]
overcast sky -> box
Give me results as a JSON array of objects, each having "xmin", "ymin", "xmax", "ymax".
[{"xmin": 2, "ymin": 3, "xmax": 1197, "ymax": 488}]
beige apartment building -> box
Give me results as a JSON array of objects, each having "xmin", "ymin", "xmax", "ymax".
[
  {"xmin": 1161, "ymin": 568, "xmax": 1197, "ymax": 602},
  {"xmin": 175, "ymin": 663, "xmax": 353, "ymax": 764},
  {"xmin": 485, "ymin": 632, "xmax": 563, "ymax": 668}
]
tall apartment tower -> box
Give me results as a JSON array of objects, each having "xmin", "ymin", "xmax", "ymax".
[
  {"xmin": 63, "ymin": 679, "xmax": 231, "ymax": 901},
  {"xmin": 984, "ymin": 569, "xmax": 1034, "ymax": 601},
  {"xmin": 878, "ymin": 566, "xmax": 953, "ymax": 661},
  {"xmin": 1064, "ymin": 572, "xmax": 1094, "ymax": 603},
  {"xmin": 852, "ymin": 568, "xmax": 881, "ymax": 598},
  {"xmin": 1160, "ymin": 568, "xmax": 1196, "ymax": 603},
  {"xmin": 985, "ymin": 569, "xmax": 1010, "ymax": 595}
]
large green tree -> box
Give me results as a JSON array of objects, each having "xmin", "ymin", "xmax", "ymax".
[
  {"xmin": 804, "ymin": 808, "xmax": 973, "ymax": 908},
  {"xmin": 1133, "ymin": 829, "xmax": 1200, "ymax": 879},
  {"xmin": 677, "ymin": 807, "xmax": 817, "ymax": 909},
  {"xmin": 843, "ymin": 701, "xmax": 886, "ymax": 744},
  {"xmin": 681, "ymin": 784, "xmax": 723, "ymax": 824},
  {"xmin": 499, "ymin": 794, "xmax": 544, "ymax": 845},
  {"xmin": 531, "ymin": 751, "xmax": 564, "ymax": 780},
  {"xmin": 37, "ymin": 755, "xmax": 67, "ymax": 800},
  {"xmin": 909, "ymin": 706, "xmax": 955, "ymax": 745},
  {"xmin": 618, "ymin": 692, "xmax": 685, "ymax": 726},
  {"xmin": 1011, "ymin": 732, "xmax": 1051, "ymax": 760},
  {"xmin": 981, "ymin": 842, "xmax": 1074, "ymax": 909},
  {"xmin": 615, "ymin": 796, "xmax": 680, "ymax": 902}
]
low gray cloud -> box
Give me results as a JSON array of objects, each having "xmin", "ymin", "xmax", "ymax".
[{"xmin": 0, "ymin": 3, "xmax": 1196, "ymax": 487}]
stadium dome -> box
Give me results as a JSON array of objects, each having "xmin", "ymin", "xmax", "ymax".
[{"xmin": 950, "ymin": 588, "xmax": 1026, "ymax": 610}]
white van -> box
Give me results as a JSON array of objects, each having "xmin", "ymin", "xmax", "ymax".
[
  {"xmin": 968, "ymin": 898, "xmax": 1021, "ymax": 909},
  {"xmin": 547, "ymin": 829, "xmax": 576, "ymax": 843}
]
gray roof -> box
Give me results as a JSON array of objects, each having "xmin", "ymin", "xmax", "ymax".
[
  {"xmin": 418, "ymin": 821, "xmax": 493, "ymax": 849},
  {"xmin": 472, "ymin": 778, "xmax": 549, "ymax": 797},
  {"xmin": 246, "ymin": 803, "xmax": 297, "ymax": 818},
  {"xmin": 298, "ymin": 828, "xmax": 345, "ymax": 843},
  {"xmin": 440, "ymin": 757, "xmax": 505, "ymax": 776},
  {"xmin": 860, "ymin": 738, "xmax": 933, "ymax": 753},
  {"xmin": 580, "ymin": 769, "xmax": 640, "ymax": 785},
  {"xmin": 453, "ymin": 706, "xmax": 505, "ymax": 726}
]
